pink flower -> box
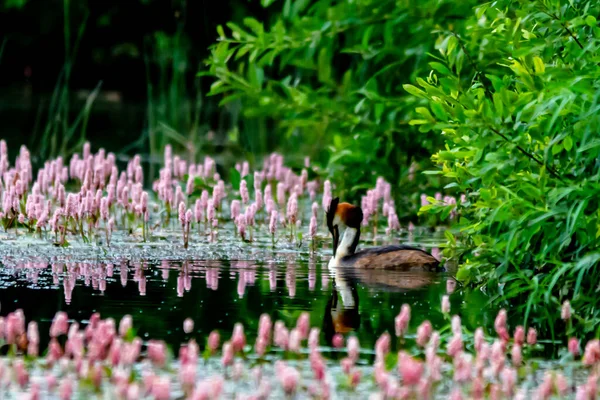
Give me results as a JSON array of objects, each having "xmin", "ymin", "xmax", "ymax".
[
  {"xmin": 450, "ymin": 388, "xmax": 463, "ymax": 400},
  {"xmin": 332, "ymin": 334, "xmax": 344, "ymax": 348},
  {"xmin": 494, "ymin": 309, "xmax": 507, "ymax": 337},
  {"xmin": 561, "ymin": 300, "xmax": 572, "ymax": 320},
  {"xmin": 59, "ymin": 378, "xmax": 73, "ymax": 400},
  {"xmin": 178, "ymin": 201, "xmax": 186, "ymax": 226},
  {"xmin": 269, "ymin": 211, "xmax": 277, "ymax": 235},
  {"xmin": 322, "ymin": 181, "xmax": 332, "ymax": 210},
  {"xmin": 296, "ymin": 312, "xmax": 310, "ymax": 339},
  {"xmin": 288, "ymin": 329, "xmax": 301, "ymax": 353},
  {"xmin": 308, "ymin": 327, "xmax": 320, "ymax": 350},
  {"xmin": 183, "ymin": 318, "xmax": 194, "ymax": 334},
  {"xmin": 527, "ymin": 327, "xmax": 537, "ymax": 346},
  {"xmin": 179, "ymin": 363, "xmax": 196, "ymax": 390},
  {"xmin": 231, "ymin": 323, "xmax": 246, "ymax": 352},
  {"xmin": 240, "ymin": 180, "xmax": 249, "ymax": 204},
  {"xmin": 274, "ymin": 321, "xmax": 289, "ymax": 349},
  {"xmin": 350, "ymin": 370, "xmax": 361, "ymax": 388},
  {"xmin": 583, "ymin": 339, "xmax": 600, "ymax": 365},
  {"xmin": 147, "ymin": 340, "xmax": 167, "ymax": 367},
  {"xmin": 395, "ymin": 304, "xmax": 411, "ymax": 336},
  {"xmin": 474, "ymin": 327, "xmax": 485, "ymax": 352},
  {"xmin": 50, "ymin": 311, "xmax": 69, "ymax": 337},
  {"xmin": 441, "ymin": 295, "xmax": 450, "ymax": 314},
  {"xmin": 119, "ymin": 315, "xmax": 132, "ymax": 337},
  {"xmin": 556, "ymin": 373, "xmax": 569, "ymax": 396},
  {"xmin": 286, "ymin": 193, "xmax": 298, "ymax": 225},
  {"xmin": 375, "ymin": 332, "xmax": 391, "ymax": 360},
  {"xmin": 451, "ymin": 315, "xmax": 462, "ymax": 335},
  {"xmin": 514, "ymin": 325, "xmax": 525, "ymax": 345},
  {"xmin": 340, "ymin": 357, "xmax": 353, "ymax": 374},
  {"xmin": 309, "ymin": 216, "xmax": 317, "ymax": 239},
  {"xmin": 398, "ymin": 351, "xmax": 424, "ymax": 385},
  {"xmin": 222, "ymin": 341, "xmax": 234, "ymax": 366},
  {"xmin": 569, "ymin": 337, "xmax": 580, "ymax": 356},
  {"xmin": 15, "ymin": 359, "xmax": 28, "ymax": 388},
  {"xmin": 258, "ymin": 314, "xmax": 272, "ymax": 344},
  {"xmin": 151, "ymin": 377, "xmax": 170, "ymax": 400},
  {"xmin": 500, "ymin": 367, "xmax": 517, "ymax": 397},
  {"xmin": 348, "ymin": 336, "xmax": 360, "ymax": 361},
  {"xmin": 453, "ymin": 353, "xmax": 471, "ymax": 383},
  {"xmin": 279, "ymin": 365, "xmax": 300, "ymax": 395},
  {"xmin": 512, "ymin": 344, "xmax": 522, "ymax": 366},
  {"xmin": 447, "ymin": 334, "xmax": 463, "ymax": 357},
  {"xmin": 416, "ymin": 321, "xmax": 433, "ymax": 347}
]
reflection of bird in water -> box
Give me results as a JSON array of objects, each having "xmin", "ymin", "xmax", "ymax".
[
  {"xmin": 323, "ymin": 256, "xmax": 456, "ymax": 345},
  {"xmin": 322, "ymin": 275, "xmax": 360, "ymax": 345},
  {"xmin": 326, "ymin": 198, "xmax": 441, "ymax": 271}
]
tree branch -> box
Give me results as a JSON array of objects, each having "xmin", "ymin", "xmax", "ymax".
[{"xmin": 488, "ymin": 127, "xmax": 564, "ymax": 182}]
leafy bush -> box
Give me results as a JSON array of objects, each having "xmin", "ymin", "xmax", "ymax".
[
  {"xmin": 204, "ymin": 0, "xmax": 479, "ymax": 208},
  {"xmin": 413, "ymin": 0, "xmax": 600, "ymax": 332}
]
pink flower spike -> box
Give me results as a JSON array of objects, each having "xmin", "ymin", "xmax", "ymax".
[
  {"xmin": 527, "ymin": 327, "xmax": 537, "ymax": 346},
  {"xmin": 416, "ymin": 321, "xmax": 433, "ymax": 348},
  {"xmin": 441, "ymin": 295, "xmax": 450, "ymax": 314},
  {"xmin": 561, "ymin": 300, "xmax": 572, "ymax": 320},
  {"xmin": 569, "ymin": 337, "xmax": 580, "ymax": 356},
  {"xmin": 398, "ymin": 351, "xmax": 424, "ymax": 385},
  {"xmin": 514, "ymin": 325, "xmax": 525, "ymax": 346},
  {"xmin": 184, "ymin": 318, "xmax": 194, "ymax": 334},
  {"xmin": 347, "ymin": 336, "xmax": 360, "ymax": 361},
  {"xmin": 119, "ymin": 315, "xmax": 133, "ymax": 337},
  {"xmin": 207, "ymin": 331, "xmax": 220, "ymax": 354},
  {"xmin": 231, "ymin": 323, "xmax": 246, "ymax": 352},
  {"xmin": 332, "ymin": 334, "xmax": 344, "ymax": 349},
  {"xmin": 222, "ymin": 341, "xmax": 234, "ymax": 367},
  {"xmin": 50, "ymin": 312, "xmax": 69, "ymax": 338},
  {"xmin": 395, "ymin": 304, "xmax": 410, "ymax": 337}
]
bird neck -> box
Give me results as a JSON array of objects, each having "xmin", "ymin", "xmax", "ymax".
[
  {"xmin": 333, "ymin": 272, "xmax": 358, "ymax": 308},
  {"xmin": 334, "ymin": 227, "xmax": 360, "ymax": 261}
]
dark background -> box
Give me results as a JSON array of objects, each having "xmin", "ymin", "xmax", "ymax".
[{"xmin": 0, "ymin": 0, "xmax": 272, "ymax": 157}]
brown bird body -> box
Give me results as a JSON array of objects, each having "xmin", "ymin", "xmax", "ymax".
[
  {"xmin": 339, "ymin": 244, "xmax": 440, "ymax": 271},
  {"xmin": 326, "ymin": 198, "xmax": 441, "ymax": 270}
]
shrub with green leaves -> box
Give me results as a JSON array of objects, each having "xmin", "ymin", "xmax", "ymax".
[
  {"xmin": 204, "ymin": 0, "xmax": 478, "ymax": 209},
  {"xmin": 412, "ymin": 0, "xmax": 600, "ymax": 331}
]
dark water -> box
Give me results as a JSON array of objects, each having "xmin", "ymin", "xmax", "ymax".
[{"xmin": 0, "ymin": 227, "xmax": 491, "ymax": 355}]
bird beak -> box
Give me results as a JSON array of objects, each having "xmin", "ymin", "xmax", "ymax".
[{"xmin": 332, "ymin": 225, "xmax": 339, "ymax": 257}]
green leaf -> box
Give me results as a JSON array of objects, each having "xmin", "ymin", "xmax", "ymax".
[
  {"xmin": 533, "ymin": 57, "xmax": 545, "ymax": 74},
  {"xmin": 230, "ymin": 168, "xmax": 241, "ymax": 191},
  {"xmin": 416, "ymin": 107, "xmax": 435, "ymax": 122},
  {"xmin": 429, "ymin": 62, "xmax": 452, "ymax": 75},
  {"xmin": 563, "ymin": 136, "xmax": 573, "ymax": 151},
  {"xmin": 552, "ymin": 143, "xmax": 563, "ymax": 155},
  {"xmin": 403, "ymin": 84, "xmax": 427, "ymax": 98},
  {"xmin": 585, "ymin": 15, "xmax": 597, "ymax": 27},
  {"xmin": 430, "ymin": 102, "xmax": 448, "ymax": 121}
]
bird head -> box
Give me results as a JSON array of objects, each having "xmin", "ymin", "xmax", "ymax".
[{"xmin": 326, "ymin": 197, "xmax": 363, "ymax": 256}]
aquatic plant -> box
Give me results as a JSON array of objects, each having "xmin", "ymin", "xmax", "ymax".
[
  {"xmin": 0, "ymin": 295, "xmax": 595, "ymax": 398},
  {"xmin": 0, "ymin": 140, "xmax": 410, "ymax": 250}
]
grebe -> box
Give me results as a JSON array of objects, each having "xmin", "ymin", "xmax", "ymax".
[{"xmin": 326, "ymin": 197, "xmax": 440, "ymax": 271}]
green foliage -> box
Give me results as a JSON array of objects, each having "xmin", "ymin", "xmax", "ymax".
[
  {"xmin": 412, "ymin": 0, "xmax": 600, "ymax": 330},
  {"xmin": 3, "ymin": 0, "xmax": 28, "ymax": 9},
  {"xmin": 204, "ymin": 0, "xmax": 479, "ymax": 205}
]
